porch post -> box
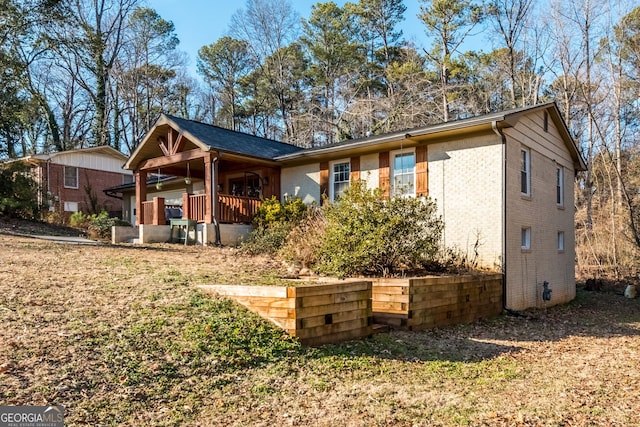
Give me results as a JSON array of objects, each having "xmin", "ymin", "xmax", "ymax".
[
  {"xmin": 135, "ymin": 170, "xmax": 147, "ymax": 225},
  {"xmin": 152, "ymin": 197, "xmax": 166, "ymax": 225},
  {"xmin": 182, "ymin": 192, "xmax": 190, "ymax": 219},
  {"xmin": 204, "ymin": 152, "xmax": 213, "ymax": 224}
]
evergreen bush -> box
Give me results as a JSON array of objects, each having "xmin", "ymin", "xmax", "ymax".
[
  {"xmin": 315, "ymin": 181, "xmax": 443, "ymax": 277},
  {"xmin": 0, "ymin": 162, "xmax": 41, "ymax": 219}
]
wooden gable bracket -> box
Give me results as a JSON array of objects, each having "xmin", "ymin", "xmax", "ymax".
[
  {"xmin": 158, "ymin": 128, "xmax": 186, "ymax": 157},
  {"xmin": 158, "ymin": 136, "xmax": 170, "ymax": 156}
]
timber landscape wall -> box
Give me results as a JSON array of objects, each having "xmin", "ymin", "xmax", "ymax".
[
  {"xmin": 372, "ymin": 274, "xmax": 503, "ymax": 331},
  {"xmin": 199, "ymin": 274, "xmax": 503, "ymax": 345},
  {"xmin": 199, "ymin": 281, "xmax": 373, "ymax": 346}
]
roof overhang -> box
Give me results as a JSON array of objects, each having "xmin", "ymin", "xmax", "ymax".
[
  {"xmin": 275, "ymin": 102, "xmax": 587, "ymax": 172},
  {"xmin": 124, "ymin": 114, "xmax": 213, "ymax": 171},
  {"xmin": 124, "ymin": 114, "xmax": 284, "ymax": 171},
  {"xmin": 3, "ymin": 146, "xmax": 128, "ymax": 165}
]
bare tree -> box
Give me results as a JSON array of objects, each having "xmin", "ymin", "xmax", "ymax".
[
  {"xmin": 486, "ymin": 0, "xmax": 534, "ymax": 108},
  {"xmin": 48, "ymin": 0, "xmax": 139, "ymax": 148},
  {"xmin": 230, "ymin": 0, "xmax": 301, "ymax": 140}
]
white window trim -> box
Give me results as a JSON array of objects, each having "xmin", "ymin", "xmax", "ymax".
[
  {"xmin": 521, "ymin": 227, "xmax": 531, "ymax": 250},
  {"xmin": 64, "ymin": 201, "xmax": 79, "ymax": 212},
  {"xmin": 64, "ymin": 166, "xmax": 79, "ymax": 189},
  {"xmin": 329, "ymin": 159, "xmax": 351, "ymax": 201},
  {"xmin": 390, "ymin": 148, "xmax": 416, "ymax": 197},
  {"xmin": 557, "ymin": 231, "xmax": 565, "ymax": 252},
  {"xmin": 556, "ymin": 166, "xmax": 564, "ymax": 207},
  {"xmin": 521, "ymin": 147, "xmax": 531, "ymax": 197}
]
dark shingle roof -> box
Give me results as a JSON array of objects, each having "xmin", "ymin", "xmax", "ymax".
[{"xmin": 165, "ymin": 114, "xmax": 303, "ymax": 159}]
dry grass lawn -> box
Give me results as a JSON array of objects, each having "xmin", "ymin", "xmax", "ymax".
[{"xmin": 0, "ymin": 224, "xmax": 639, "ymax": 426}]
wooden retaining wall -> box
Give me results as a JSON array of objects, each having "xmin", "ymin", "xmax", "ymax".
[
  {"xmin": 372, "ymin": 274, "xmax": 503, "ymax": 331},
  {"xmin": 199, "ymin": 281, "xmax": 373, "ymax": 346}
]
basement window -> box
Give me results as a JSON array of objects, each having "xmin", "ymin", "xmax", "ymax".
[
  {"xmin": 64, "ymin": 201, "xmax": 78, "ymax": 212},
  {"xmin": 521, "ymin": 227, "xmax": 531, "ymax": 250},
  {"xmin": 557, "ymin": 231, "xmax": 565, "ymax": 252}
]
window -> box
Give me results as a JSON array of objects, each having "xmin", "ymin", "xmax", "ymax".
[
  {"xmin": 556, "ymin": 166, "xmax": 564, "ymax": 206},
  {"xmin": 521, "ymin": 227, "xmax": 531, "ymax": 250},
  {"xmin": 557, "ymin": 231, "xmax": 565, "ymax": 251},
  {"xmin": 229, "ymin": 175, "xmax": 261, "ymax": 197},
  {"xmin": 392, "ymin": 151, "xmax": 415, "ymax": 196},
  {"xmin": 123, "ymin": 174, "xmax": 134, "ymax": 184},
  {"xmin": 520, "ymin": 148, "xmax": 530, "ymax": 196},
  {"xmin": 331, "ymin": 161, "xmax": 350, "ymax": 200},
  {"xmin": 64, "ymin": 166, "xmax": 78, "ymax": 189},
  {"xmin": 543, "ymin": 111, "xmax": 549, "ymax": 133},
  {"xmin": 64, "ymin": 201, "xmax": 78, "ymax": 212}
]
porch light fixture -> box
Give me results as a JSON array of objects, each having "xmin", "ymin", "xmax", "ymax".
[
  {"xmin": 156, "ymin": 168, "xmax": 163, "ymax": 190},
  {"xmin": 184, "ymin": 162, "xmax": 191, "ymax": 185}
]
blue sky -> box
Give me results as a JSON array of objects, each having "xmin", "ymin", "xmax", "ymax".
[{"xmin": 147, "ymin": 0, "xmax": 432, "ymax": 75}]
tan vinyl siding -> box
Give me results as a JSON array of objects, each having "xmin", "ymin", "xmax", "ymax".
[{"xmin": 504, "ymin": 110, "xmax": 576, "ymax": 310}]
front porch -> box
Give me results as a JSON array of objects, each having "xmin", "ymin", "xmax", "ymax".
[
  {"xmin": 139, "ymin": 193, "xmax": 263, "ymax": 226},
  {"xmin": 112, "ymin": 193, "xmax": 262, "ymax": 246},
  {"xmin": 130, "ymin": 193, "xmax": 261, "ymax": 246},
  {"xmin": 118, "ymin": 114, "xmax": 300, "ymax": 246}
]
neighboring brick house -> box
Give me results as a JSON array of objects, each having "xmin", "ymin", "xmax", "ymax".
[
  {"xmin": 15, "ymin": 146, "xmax": 133, "ymax": 219},
  {"xmin": 115, "ymin": 102, "xmax": 585, "ymax": 311}
]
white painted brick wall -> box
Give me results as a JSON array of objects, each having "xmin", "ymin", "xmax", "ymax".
[
  {"xmin": 360, "ymin": 153, "xmax": 379, "ymax": 189},
  {"xmin": 428, "ymin": 135, "xmax": 504, "ymax": 270},
  {"xmin": 281, "ymin": 163, "xmax": 321, "ymax": 204}
]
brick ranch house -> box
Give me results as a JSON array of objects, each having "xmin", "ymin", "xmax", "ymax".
[
  {"xmin": 111, "ymin": 102, "xmax": 586, "ymax": 311},
  {"xmin": 12, "ymin": 146, "xmax": 133, "ymax": 219}
]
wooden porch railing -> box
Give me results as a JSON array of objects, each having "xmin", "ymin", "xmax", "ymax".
[
  {"xmin": 217, "ymin": 194, "xmax": 262, "ymax": 224},
  {"xmin": 188, "ymin": 194, "xmax": 207, "ymax": 223},
  {"xmin": 142, "ymin": 200, "xmax": 154, "ymax": 225},
  {"xmin": 141, "ymin": 198, "xmax": 166, "ymax": 225},
  {"xmin": 141, "ymin": 194, "xmax": 262, "ymax": 225}
]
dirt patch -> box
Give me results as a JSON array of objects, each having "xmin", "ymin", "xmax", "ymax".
[
  {"xmin": 0, "ymin": 232, "xmax": 638, "ymax": 426},
  {"xmin": 0, "ymin": 216, "xmax": 83, "ymax": 237}
]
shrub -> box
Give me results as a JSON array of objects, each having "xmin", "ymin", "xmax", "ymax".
[
  {"xmin": 252, "ymin": 196, "xmax": 307, "ymax": 227},
  {"xmin": 87, "ymin": 211, "xmax": 130, "ymax": 239},
  {"xmin": 0, "ymin": 162, "xmax": 41, "ymax": 219},
  {"xmin": 69, "ymin": 211, "xmax": 90, "ymax": 228},
  {"xmin": 279, "ymin": 207, "xmax": 326, "ymax": 268},
  {"xmin": 241, "ymin": 196, "xmax": 309, "ymax": 254},
  {"xmin": 241, "ymin": 222, "xmax": 292, "ymax": 255},
  {"xmin": 316, "ymin": 180, "xmax": 443, "ymax": 277},
  {"xmin": 69, "ymin": 210, "xmax": 129, "ymax": 239}
]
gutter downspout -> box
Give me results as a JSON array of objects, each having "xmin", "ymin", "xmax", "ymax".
[{"xmin": 492, "ymin": 121, "xmax": 508, "ymax": 311}]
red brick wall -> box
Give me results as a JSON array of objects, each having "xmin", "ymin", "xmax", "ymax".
[{"xmin": 43, "ymin": 163, "xmax": 129, "ymax": 218}]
